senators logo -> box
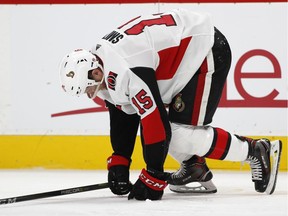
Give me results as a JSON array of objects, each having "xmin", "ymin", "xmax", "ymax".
[
  {"xmin": 66, "ymin": 71, "xmax": 75, "ymax": 78},
  {"xmin": 173, "ymin": 94, "xmax": 185, "ymax": 112},
  {"xmin": 107, "ymin": 71, "xmax": 118, "ymax": 90}
]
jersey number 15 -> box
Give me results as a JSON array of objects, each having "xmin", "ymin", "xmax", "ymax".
[{"xmin": 132, "ymin": 89, "xmax": 153, "ymax": 115}]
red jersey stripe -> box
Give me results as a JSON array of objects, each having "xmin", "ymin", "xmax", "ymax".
[
  {"xmin": 156, "ymin": 36, "xmax": 192, "ymax": 80},
  {"xmin": 141, "ymin": 108, "xmax": 166, "ymax": 145}
]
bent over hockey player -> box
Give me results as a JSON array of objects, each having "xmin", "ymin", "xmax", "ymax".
[{"xmin": 59, "ymin": 9, "xmax": 282, "ymax": 201}]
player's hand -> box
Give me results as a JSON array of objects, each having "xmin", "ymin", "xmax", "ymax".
[
  {"xmin": 128, "ymin": 168, "xmax": 169, "ymax": 201},
  {"xmin": 107, "ymin": 155, "xmax": 132, "ymax": 195}
]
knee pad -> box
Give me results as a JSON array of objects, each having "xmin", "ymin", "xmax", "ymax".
[{"xmin": 169, "ymin": 123, "xmax": 214, "ymax": 158}]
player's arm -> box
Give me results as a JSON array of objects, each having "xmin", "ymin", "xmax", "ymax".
[
  {"xmin": 106, "ymin": 100, "xmax": 140, "ymax": 158},
  {"xmin": 105, "ymin": 100, "xmax": 140, "ymax": 195},
  {"xmin": 130, "ymin": 67, "xmax": 171, "ymax": 170},
  {"xmin": 128, "ymin": 67, "xmax": 171, "ymax": 201}
]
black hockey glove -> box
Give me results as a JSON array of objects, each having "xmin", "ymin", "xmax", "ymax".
[
  {"xmin": 107, "ymin": 154, "xmax": 132, "ymax": 195},
  {"xmin": 128, "ymin": 168, "xmax": 170, "ymax": 201}
]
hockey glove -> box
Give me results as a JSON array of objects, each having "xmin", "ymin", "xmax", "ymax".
[
  {"xmin": 107, "ymin": 154, "xmax": 132, "ymax": 195},
  {"xmin": 128, "ymin": 168, "xmax": 169, "ymax": 201}
]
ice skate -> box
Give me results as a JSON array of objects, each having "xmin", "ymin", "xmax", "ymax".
[
  {"xmin": 241, "ymin": 137, "xmax": 282, "ymax": 195},
  {"xmin": 168, "ymin": 155, "xmax": 217, "ymax": 193}
]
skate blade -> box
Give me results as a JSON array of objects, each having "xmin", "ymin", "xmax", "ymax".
[
  {"xmin": 169, "ymin": 180, "xmax": 217, "ymax": 194},
  {"xmin": 265, "ymin": 140, "xmax": 282, "ymax": 195}
]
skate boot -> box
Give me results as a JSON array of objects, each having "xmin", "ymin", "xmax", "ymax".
[
  {"xmin": 239, "ymin": 136, "xmax": 282, "ymax": 194},
  {"xmin": 168, "ymin": 155, "xmax": 217, "ymax": 193}
]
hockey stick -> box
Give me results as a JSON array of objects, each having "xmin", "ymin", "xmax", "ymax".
[{"xmin": 0, "ymin": 182, "xmax": 109, "ymax": 205}]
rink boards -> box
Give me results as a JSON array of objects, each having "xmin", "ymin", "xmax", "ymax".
[{"xmin": 0, "ymin": 135, "xmax": 286, "ymax": 171}]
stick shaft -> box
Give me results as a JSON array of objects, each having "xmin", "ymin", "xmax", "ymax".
[{"xmin": 0, "ymin": 182, "xmax": 109, "ymax": 205}]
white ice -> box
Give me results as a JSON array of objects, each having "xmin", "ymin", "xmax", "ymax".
[{"xmin": 0, "ymin": 169, "xmax": 287, "ymax": 216}]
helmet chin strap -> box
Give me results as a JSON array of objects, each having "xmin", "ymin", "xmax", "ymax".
[{"xmin": 91, "ymin": 76, "xmax": 104, "ymax": 99}]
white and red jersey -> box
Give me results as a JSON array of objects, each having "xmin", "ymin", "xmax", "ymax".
[{"xmin": 92, "ymin": 9, "xmax": 214, "ymax": 146}]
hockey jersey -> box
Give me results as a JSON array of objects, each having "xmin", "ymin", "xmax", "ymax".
[{"xmin": 92, "ymin": 8, "xmax": 214, "ymax": 147}]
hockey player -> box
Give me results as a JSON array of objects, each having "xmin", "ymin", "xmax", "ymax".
[{"xmin": 59, "ymin": 9, "xmax": 282, "ymax": 201}]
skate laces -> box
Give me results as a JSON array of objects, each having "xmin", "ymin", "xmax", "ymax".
[
  {"xmin": 247, "ymin": 139, "xmax": 270, "ymax": 181},
  {"xmin": 171, "ymin": 163, "xmax": 187, "ymax": 179},
  {"xmin": 247, "ymin": 155, "xmax": 263, "ymax": 181}
]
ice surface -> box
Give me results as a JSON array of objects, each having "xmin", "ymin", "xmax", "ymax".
[{"xmin": 0, "ymin": 169, "xmax": 287, "ymax": 216}]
